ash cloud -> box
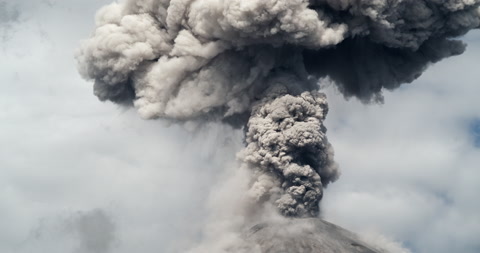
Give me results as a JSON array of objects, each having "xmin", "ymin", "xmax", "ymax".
[
  {"xmin": 240, "ymin": 79, "xmax": 338, "ymax": 217},
  {"xmin": 77, "ymin": 0, "xmax": 480, "ymax": 218},
  {"xmin": 76, "ymin": 0, "xmax": 480, "ymax": 112},
  {"xmin": 304, "ymin": 37, "xmax": 467, "ymax": 102},
  {"xmin": 76, "ymin": 0, "xmax": 479, "ymax": 251}
]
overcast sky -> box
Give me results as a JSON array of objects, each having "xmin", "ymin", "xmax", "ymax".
[{"xmin": 1, "ymin": 1, "xmax": 479, "ymax": 253}]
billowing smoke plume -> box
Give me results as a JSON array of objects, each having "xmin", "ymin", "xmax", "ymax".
[
  {"xmin": 76, "ymin": 0, "xmax": 480, "ymax": 225},
  {"xmin": 240, "ymin": 79, "xmax": 338, "ymax": 217}
]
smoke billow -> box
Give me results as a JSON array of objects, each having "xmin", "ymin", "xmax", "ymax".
[
  {"xmin": 76, "ymin": 0, "xmax": 480, "ymax": 251},
  {"xmin": 240, "ymin": 79, "xmax": 338, "ymax": 217}
]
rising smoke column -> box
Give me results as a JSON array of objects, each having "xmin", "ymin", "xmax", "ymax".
[
  {"xmin": 240, "ymin": 78, "xmax": 338, "ymax": 217},
  {"xmin": 76, "ymin": 0, "xmax": 480, "ymax": 219}
]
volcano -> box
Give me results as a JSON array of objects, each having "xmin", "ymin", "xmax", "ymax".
[{"xmin": 247, "ymin": 218, "xmax": 381, "ymax": 253}]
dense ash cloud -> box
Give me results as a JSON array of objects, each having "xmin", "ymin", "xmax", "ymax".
[
  {"xmin": 76, "ymin": 0, "xmax": 479, "ymax": 220},
  {"xmin": 240, "ymin": 78, "xmax": 338, "ymax": 217},
  {"xmin": 304, "ymin": 38, "xmax": 467, "ymax": 102},
  {"xmin": 77, "ymin": 0, "xmax": 480, "ymax": 112},
  {"xmin": 310, "ymin": 0, "xmax": 480, "ymax": 49}
]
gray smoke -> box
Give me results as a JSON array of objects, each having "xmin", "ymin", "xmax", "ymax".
[
  {"xmin": 304, "ymin": 38, "xmax": 467, "ymax": 102},
  {"xmin": 76, "ymin": 0, "xmax": 480, "ymax": 230},
  {"xmin": 240, "ymin": 77, "xmax": 338, "ymax": 217}
]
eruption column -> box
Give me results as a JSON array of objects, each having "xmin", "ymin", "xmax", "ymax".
[
  {"xmin": 240, "ymin": 75, "xmax": 338, "ymax": 217},
  {"xmin": 76, "ymin": 0, "xmax": 480, "ymax": 219}
]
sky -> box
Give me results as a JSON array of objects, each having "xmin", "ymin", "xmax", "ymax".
[{"xmin": 1, "ymin": 1, "xmax": 479, "ymax": 253}]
